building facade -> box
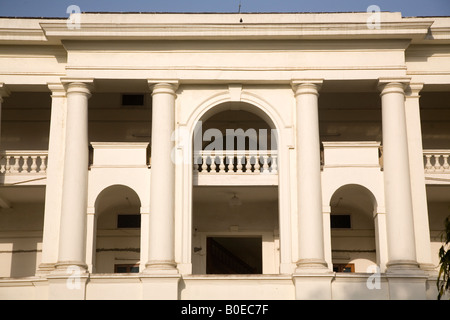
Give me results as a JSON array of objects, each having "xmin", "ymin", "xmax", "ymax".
[{"xmin": 0, "ymin": 11, "xmax": 449, "ymax": 300}]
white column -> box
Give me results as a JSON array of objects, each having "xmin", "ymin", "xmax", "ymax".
[
  {"xmin": 0, "ymin": 83, "xmax": 10, "ymax": 147},
  {"xmin": 54, "ymin": 81, "xmax": 92, "ymax": 272},
  {"xmin": 292, "ymin": 80, "xmax": 328, "ymax": 272},
  {"xmin": 322, "ymin": 206, "xmax": 333, "ymax": 271},
  {"xmin": 404, "ymin": 83, "xmax": 434, "ymax": 272},
  {"xmin": 85, "ymin": 207, "xmax": 97, "ymax": 273},
  {"xmin": 374, "ymin": 209, "xmax": 389, "ymax": 272},
  {"xmin": 379, "ymin": 80, "xmax": 420, "ymax": 272},
  {"xmin": 38, "ymin": 83, "xmax": 67, "ymax": 274},
  {"xmin": 144, "ymin": 81, "xmax": 178, "ymax": 274}
]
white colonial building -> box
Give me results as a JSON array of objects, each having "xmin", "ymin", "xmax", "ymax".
[{"xmin": 0, "ymin": 11, "xmax": 449, "ymax": 300}]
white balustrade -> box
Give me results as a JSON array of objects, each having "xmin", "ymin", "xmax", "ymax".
[
  {"xmin": 0, "ymin": 151, "xmax": 48, "ymax": 174},
  {"xmin": 193, "ymin": 150, "xmax": 278, "ymax": 174},
  {"xmin": 423, "ymin": 150, "xmax": 450, "ymax": 173}
]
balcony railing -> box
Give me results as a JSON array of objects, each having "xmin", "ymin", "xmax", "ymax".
[
  {"xmin": 193, "ymin": 150, "xmax": 278, "ymax": 174},
  {"xmin": 0, "ymin": 151, "xmax": 48, "ymax": 174},
  {"xmin": 424, "ymin": 150, "xmax": 450, "ymax": 173}
]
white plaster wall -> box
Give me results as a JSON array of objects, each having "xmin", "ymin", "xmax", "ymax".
[{"xmin": 0, "ymin": 203, "xmax": 44, "ymax": 277}]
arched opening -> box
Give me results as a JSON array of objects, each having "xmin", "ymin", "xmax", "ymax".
[
  {"xmin": 94, "ymin": 185, "xmax": 141, "ymax": 273},
  {"xmin": 191, "ymin": 102, "xmax": 280, "ymax": 275},
  {"xmin": 329, "ymin": 184, "xmax": 378, "ymax": 273}
]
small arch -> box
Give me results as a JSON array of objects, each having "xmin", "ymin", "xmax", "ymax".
[
  {"xmin": 95, "ymin": 184, "xmax": 142, "ymax": 219},
  {"xmin": 93, "ymin": 184, "xmax": 142, "ymax": 273},
  {"xmin": 329, "ymin": 184, "xmax": 378, "ymax": 216},
  {"xmin": 329, "ymin": 184, "xmax": 378, "ymax": 273}
]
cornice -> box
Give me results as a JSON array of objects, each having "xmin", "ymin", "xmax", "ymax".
[
  {"xmin": 0, "ymin": 14, "xmax": 448, "ymax": 45},
  {"xmin": 0, "ymin": 27, "xmax": 46, "ymax": 42},
  {"xmin": 38, "ymin": 20, "xmax": 434, "ymax": 41}
]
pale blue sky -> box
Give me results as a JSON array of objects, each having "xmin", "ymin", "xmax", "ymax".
[{"xmin": 0, "ymin": 0, "xmax": 449, "ymax": 18}]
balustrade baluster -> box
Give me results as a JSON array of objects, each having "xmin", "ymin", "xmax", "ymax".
[
  {"xmin": 425, "ymin": 154, "xmax": 433, "ymax": 172},
  {"xmin": 245, "ymin": 153, "xmax": 252, "ymax": 172},
  {"xmin": 236, "ymin": 153, "xmax": 243, "ymax": 173},
  {"xmin": 13, "ymin": 156, "xmax": 20, "ymax": 173},
  {"xmin": 218, "ymin": 153, "xmax": 225, "ymax": 173},
  {"xmin": 40, "ymin": 155, "xmax": 47, "ymax": 173},
  {"xmin": 30, "ymin": 156, "xmax": 38, "ymax": 173},
  {"xmin": 254, "ymin": 155, "xmax": 261, "ymax": 173},
  {"xmin": 272, "ymin": 154, "xmax": 278, "ymax": 174},
  {"xmin": 211, "ymin": 154, "xmax": 218, "ymax": 173},
  {"xmin": 201, "ymin": 155, "xmax": 208, "ymax": 172},
  {"xmin": 224, "ymin": 155, "xmax": 233, "ymax": 173},
  {"xmin": 262, "ymin": 155, "xmax": 269, "ymax": 173},
  {"xmin": 5, "ymin": 156, "xmax": 11, "ymax": 173}
]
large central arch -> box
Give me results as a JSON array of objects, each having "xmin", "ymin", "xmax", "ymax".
[{"xmin": 176, "ymin": 89, "xmax": 293, "ymax": 275}]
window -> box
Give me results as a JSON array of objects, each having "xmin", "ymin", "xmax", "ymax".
[
  {"xmin": 117, "ymin": 214, "xmax": 141, "ymax": 228},
  {"xmin": 121, "ymin": 94, "xmax": 145, "ymax": 106},
  {"xmin": 114, "ymin": 264, "xmax": 139, "ymax": 273},
  {"xmin": 330, "ymin": 214, "xmax": 351, "ymax": 229},
  {"xmin": 333, "ymin": 263, "xmax": 355, "ymax": 273}
]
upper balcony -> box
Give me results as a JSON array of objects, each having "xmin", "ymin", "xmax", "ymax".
[
  {"xmin": 423, "ymin": 150, "xmax": 450, "ymax": 184},
  {"xmin": 0, "ymin": 150, "xmax": 48, "ymax": 185},
  {"xmin": 192, "ymin": 150, "xmax": 278, "ymax": 186}
]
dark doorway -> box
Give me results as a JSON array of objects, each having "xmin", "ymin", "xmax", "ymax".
[{"xmin": 206, "ymin": 237, "xmax": 262, "ymax": 274}]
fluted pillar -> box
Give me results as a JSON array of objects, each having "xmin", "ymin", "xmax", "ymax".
[
  {"xmin": 144, "ymin": 81, "xmax": 179, "ymax": 274},
  {"xmin": 379, "ymin": 80, "xmax": 420, "ymax": 272},
  {"xmin": 54, "ymin": 81, "xmax": 92, "ymax": 272},
  {"xmin": 292, "ymin": 80, "xmax": 328, "ymax": 272}
]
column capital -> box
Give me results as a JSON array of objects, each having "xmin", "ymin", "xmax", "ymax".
[
  {"xmin": 147, "ymin": 80, "xmax": 179, "ymax": 96},
  {"xmin": 47, "ymin": 82, "xmax": 66, "ymax": 98},
  {"xmin": 377, "ymin": 77, "xmax": 410, "ymax": 95},
  {"xmin": 291, "ymin": 79, "xmax": 323, "ymax": 97},
  {"xmin": 405, "ymin": 82, "xmax": 424, "ymax": 99},
  {"xmin": 61, "ymin": 78, "xmax": 94, "ymax": 97},
  {"xmin": 0, "ymin": 83, "xmax": 11, "ymax": 101}
]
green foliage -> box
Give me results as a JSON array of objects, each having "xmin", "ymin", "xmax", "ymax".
[{"xmin": 437, "ymin": 216, "xmax": 450, "ymax": 300}]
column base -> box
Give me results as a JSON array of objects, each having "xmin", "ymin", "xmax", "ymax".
[
  {"xmin": 35, "ymin": 262, "xmax": 56, "ymax": 276},
  {"xmin": 143, "ymin": 260, "xmax": 179, "ymax": 275},
  {"xmin": 386, "ymin": 260, "xmax": 424, "ymax": 275},
  {"xmin": 419, "ymin": 262, "xmax": 438, "ymax": 276},
  {"xmin": 52, "ymin": 261, "xmax": 89, "ymax": 275},
  {"xmin": 295, "ymin": 258, "xmax": 330, "ymax": 274},
  {"xmin": 141, "ymin": 274, "xmax": 181, "ymax": 300}
]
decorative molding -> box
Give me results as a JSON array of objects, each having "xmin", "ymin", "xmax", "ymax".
[
  {"xmin": 377, "ymin": 77, "xmax": 411, "ymax": 93},
  {"xmin": 39, "ymin": 20, "xmax": 434, "ymax": 41},
  {"xmin": 228, "ymin": 84, "xmax": 242, "ymax": 102}
]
